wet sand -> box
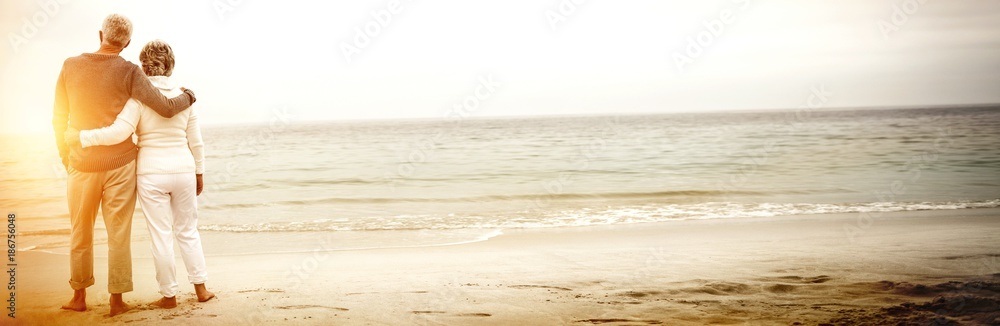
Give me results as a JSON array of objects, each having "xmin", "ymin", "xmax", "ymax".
[{"xmin": 14, "ymin": 208, "xmax": 1000, "ymax": 325}]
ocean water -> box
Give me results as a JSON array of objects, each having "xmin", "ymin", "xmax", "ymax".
[{"xmin": 4, "ymin": 106, "xmax": 1000, "ymax": 255}]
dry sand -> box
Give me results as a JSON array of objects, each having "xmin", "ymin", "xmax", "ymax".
[{"xmin": 13, "ymin": 208, "xmax": 1000, "ymax": 325}]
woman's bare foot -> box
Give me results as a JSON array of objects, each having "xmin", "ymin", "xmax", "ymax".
[
  {"xmin": 194, "ymin": 283, "xmax": 216, "ymax": 302},
  {"xmin": 150, "ymin": 296, "xmax": 177, "ymax": 309},
  {"xmin": 60, "ymin": 289, "xmax": 87, "ymax": 312},
  {"xmin": 108, "ymin": 293, "xmax": 131, "ymax": 317}
]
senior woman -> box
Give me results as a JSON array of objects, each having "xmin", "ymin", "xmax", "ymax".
[{"xmin": 66, "ymin": 39, "xmax": 215, "ymax": 309}]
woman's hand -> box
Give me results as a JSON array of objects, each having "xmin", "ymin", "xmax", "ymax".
[
  {"xmin": 64, "ymin": 127, "xmax": 81, "ymax": 147},
  {"xmin": 196, "ymin": 174, "xmax": 204, "ymax": 196}
]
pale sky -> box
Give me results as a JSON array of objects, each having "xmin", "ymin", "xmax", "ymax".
[{"xmin": 1, "ymin": 0, "xmax": 999, "ymax": 133}]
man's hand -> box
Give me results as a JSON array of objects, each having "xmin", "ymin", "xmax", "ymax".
[
  {"xmin": 196, "ymin": 174, "xmax": 204, "ymax": 196},
  {"xmin": 181, "ymin": 87, "xmax": 197, "ymax": 105},
  {"xmin": 64, "ymin": 127, "xmax": 81, "ymax": 148}
]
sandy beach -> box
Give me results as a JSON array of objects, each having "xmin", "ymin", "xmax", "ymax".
[
  {"xmin": 4, "ymin": 1, "xmax": 999, "ymax": 325},
  {"xmin": 14, "ymin": 207, "xmax": 1000, "ymax": 325}
]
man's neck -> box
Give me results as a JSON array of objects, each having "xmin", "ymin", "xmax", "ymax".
[{"xmin": 94, "ymin": 44, "xmax": 123, "ymax": 56}]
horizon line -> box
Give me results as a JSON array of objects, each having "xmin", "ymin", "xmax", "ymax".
[{"xmin": 4, "ymin": 102, "xmax": 998, "ymax": 136}]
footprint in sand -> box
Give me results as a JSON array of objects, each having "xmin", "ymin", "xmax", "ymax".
[
  {"xmin": 772, "ymin": 275, "xmax": 832, "ymax": 284},
  {"xmin": 276, "ymin": 305, "xmax": 349, "ymax": 311},
  {"xmin": 764, "ymin": 283, "xmax": 798, "ymax": 294},
  {"xmin": 575, "ymin": 318, "xmax": 663, "ymax": 325},
  {"xmin": 411, "ymin": 311, "xmax": 492, "ymax": 317},
  {"xmin": 509, "ymin": 285, "xmax": 573, "ymax": 291},
  {"xmin": 622, "ymin": 291, "xmax": 661, "ymax": 298},
  {"xmin": 124, "ymin": 317, "xmax": 148, "ymax": 324},
  {"xmin": 456, "ymin": 313, "xmax": 492, "ymax": 317},
  {"xmin": 237, "ymin": 288, "xmax": 285, "ymax": 293}
]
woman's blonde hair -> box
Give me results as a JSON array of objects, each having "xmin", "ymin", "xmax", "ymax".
[{"xmin": 139, "ymin": 40, "xmax": 175, "ymax": 77}]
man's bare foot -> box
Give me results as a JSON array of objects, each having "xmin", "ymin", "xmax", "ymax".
[
  {"xmin": 150, "ymin": 296, "xmax": 177, "ymax": 309},
  {"xmin": 109, "ymin": 293, "xmax": 131, "ymax": 317},
  {"xmin": 60, "ymin": 289, "xmax": 87, "ymax": 312},
  {"xmin": 194, "ymin": 283, "xmax": 216, "ymax": 302}
]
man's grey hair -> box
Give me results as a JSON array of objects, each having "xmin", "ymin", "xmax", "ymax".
[{"xmin": 101, "ymin": 14, "xmax": 132, "ymax": 48}]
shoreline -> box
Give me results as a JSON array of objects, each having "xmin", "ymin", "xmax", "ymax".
[
  {"xmin": 21, "ymin": 205, "xmax": 1000, "ymax": 258},
  {"xmin": 13, "ymin": 208, "xmax": 1000, "ymax": 324}
]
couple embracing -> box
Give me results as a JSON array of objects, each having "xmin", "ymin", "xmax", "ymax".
[{"xmin": 52, "ymin": 14, "xmax": 213, "ymax": 316}]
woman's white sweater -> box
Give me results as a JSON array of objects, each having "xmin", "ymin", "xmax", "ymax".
[{"xmin": 80, "ymin": 76, "xmax": 204, "ymax": 175}]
